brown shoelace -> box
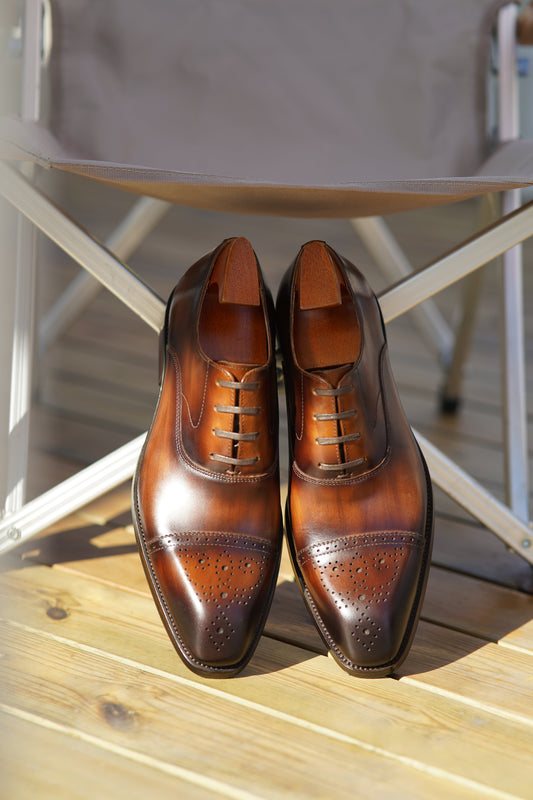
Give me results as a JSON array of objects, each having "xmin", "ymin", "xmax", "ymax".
[
  {"xmin": 313, "ymin": 384, "xmax": 366, "ymax": 471},
  {"xmin": 211, "ymin": 379, "xmax": 260, "ymax": 468}
]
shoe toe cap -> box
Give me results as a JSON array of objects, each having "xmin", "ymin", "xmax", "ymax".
[
  {"xmin": 299, "ymin": 531, "xmax": 428, "ymax": 674},
  {"xmin": 147, "ymin": 534, "xmax": 278, "ymax": 674}
]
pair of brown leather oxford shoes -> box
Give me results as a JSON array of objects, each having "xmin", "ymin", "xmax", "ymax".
[{"xmin": 132, "ymin": 237, "xmax": 433, "ymax": 679}]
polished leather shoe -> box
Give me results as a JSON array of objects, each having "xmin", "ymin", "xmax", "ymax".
[
  {"xmin": 133, "ymin": 238, "xmax": 282, "ymax": 677},
  {"xmin": 276, "ymin": 241, "xmax": 433, "ymax": 677}
]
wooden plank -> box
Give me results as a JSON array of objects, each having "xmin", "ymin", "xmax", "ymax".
[
  {"xmin": 29, "ymin": 404, "xmax": 138, "ymax": 465},
  {"xmin": 268, "ymin": 583, "xmax": 533, "ymax": 728},
  {"xmin": 389, "ymin": 328, "xmax": 533, "ymax": 405},
  {"xmin": 397, "ymin": 620, "xmax": 533, "ymax": 726},
  {"xmin": 16, "ymin": 521, "xmax": 295, "ymax": 596},
  {"xmin": 14, "ymin": 505, "xmax": 533, "ymax": 655},
  {"xmin": 269, "ymin": 569, "xmax": 533, "ymax": 665},
  {"xmin": 430, "ymin": 500, "xmax": 533, "ymax": 593},
  {"xmin": 47, "ymin": 558, "xmax": 533, "ymax": 726},
  {"xmin": 12, "ymin": 519, "xmax": 138, "ymax": 597},
  {"xmin": 26, "ymin": 448, "xmax": 85, "ymax": 501},
  {"xmin": 0, "ymin": 709, "xmax": 220, "ymax": 800},
  {"xmin": 39, "ymin": 373, "xmax": 153, "ymax": 432},
  {"xmin": 423, "ymin": 566, "xmax": 533, "ymax": 654},
  {"xmin": 63, "ymin": 482, "xmax": 134, "ymax": 528},
  {"xmin": 401, "ymin": 396, "xmax": 506, "ymax": 453},
  {"xmin": 419, "ymin": 431, "xmax": 529, "ymax": 499},
  {"xmin": 63, "ymin": 301, "xmax": 157, "ymax": 361},
  {"xmin": 17, "ymin": 493, "xmax": 533, "ymax": 643},
  {"xmin": 30, "ymin": 473, "xmax": 533, "ymax": 598},
  {"xmin": 18, "ymin": 483, "xmax": 136, "ymax": 538},
  {"xmin": 1, "ymin": 562, "xmax": 533, "ymax": 798},
  {"xmin": 267, "ymin": 578, "xmax": 324, "ymax": 651},
  {"xmin": 45, "ymin": 339, "xmax": 157, "ymax": 395},
  {"xmin": 1, "ymin": 622, "xmax": 490, "ymax": 800}
]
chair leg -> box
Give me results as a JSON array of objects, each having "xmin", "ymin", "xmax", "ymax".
[
  {"xmin": 494, "ymin": 4, "xmax": 530, "ymax": 522},
  {"xmin": 0, "ymin": 434, "xmax": 145, "ymax": 555},
  {"xmin": 351, "ymin": 216, "xmax": 453, "ymax": 363},
  {"xmin": 5, "ymin": 209, "xmax": 38, "ymax": 515},
  {"xmin": 0, "ymin": 162, "xmax": 166, "ymax": 333},
  {"xmin": 0, "ymin": 0, "xmax": 47, "ymax": 516},
  {"xmin": 500, "ymin": 189, "xmax": 530, "ymax": 521},
  {"xmin": 0, "ymin": 199, "xmax": 18, "ymax": 513},
  {"xmin": 379, "ymin": 199, "xmax": 533, "ymax": 323},
  {"xmin": 416, "ymin": 430, "xmax": 533, "ymax": 564},
  {"xmin": 0, "ymin": 162, "xmax": 168, "ymax": 553},
  {"xmin": 38, "ymin": 196, "xmax": 171, "ymax": 356},
  {"xmin": 438, "ymin": 268, "xmax": 484, "ymax": 415},
  {"xmin": 438, "ymin": 195, "xmax": 497, "ymax": 414}
]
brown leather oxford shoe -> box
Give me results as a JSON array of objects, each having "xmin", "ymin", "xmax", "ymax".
[
  {"xmin": 277, "ymin": 241, "xmax": 433, "ymax": 677},
  {"xmin": 133, "ymin": 238, "xmax": 282, "ymax": 677}
]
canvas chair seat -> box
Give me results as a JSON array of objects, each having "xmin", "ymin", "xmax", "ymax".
[
  {"xmin": 2, "ymin": 0, "xmax": 533, "ymax": 215},
  {"xmin": 2, "ymin": 117, "xmax": 533, "ymax": 217},
  {"xmin": 1, "ymin": 0, "xmax": 532, "ymax": 564}
]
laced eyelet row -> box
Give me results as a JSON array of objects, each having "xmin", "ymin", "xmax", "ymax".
[
  {"xmin": 313, "ymin": 384, "xmax": 366, "ymax": 472},
  {"xmin": 210, "ymin": 379, "xmax": 260, "ymax": 468}
]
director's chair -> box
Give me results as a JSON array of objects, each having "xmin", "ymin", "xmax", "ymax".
[{"xmin": 1, "ymin": 0, "xmax": 532, "ymax": 565}]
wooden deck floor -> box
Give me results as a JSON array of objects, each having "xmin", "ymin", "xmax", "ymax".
[{"xmin": 2, "ymin": 174, "xmax": 533, "ymax": 799}]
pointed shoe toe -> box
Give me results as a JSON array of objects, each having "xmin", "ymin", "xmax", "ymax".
[
  {"xmin": 146, "ymin": 533, "xmax": 279, "ymax": 675},
  {"xmin": 296, "ymin": 530, "xmax": 431, "ymax": 676},
  {"xmin": 278, "ymin": 241, "xmax": 434, "ymax": 677},
  {"xmin": 133, "ymin": 238, "xmax": 282, "ymax": 677}
]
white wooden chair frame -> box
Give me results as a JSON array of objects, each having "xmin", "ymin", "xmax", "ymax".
[{"xmin": 0, "ymin": 1, "xmax": 531, "ymax": 564}]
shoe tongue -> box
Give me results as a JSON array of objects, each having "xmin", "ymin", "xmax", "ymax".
[
  {"xmin": 219, "ymin": 362, "xmax": 255, "ymax": 381},
  {"xmin": 297, "ymin": 241, "xmax": 342, "ymax": 310},
  {"xmin": 311, "ymin": 364, "xmax": 353, "ymax": 387},
  {"xmin": 213, "ymin": 238, "xmax": 260, "ymax": 306}
]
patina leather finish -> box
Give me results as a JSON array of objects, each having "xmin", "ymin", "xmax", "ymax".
[
  {"xmin": 277, "ymin": 241, "xmax": 433, "ymax": 677},
  {"xmin": 133, "ymin": 238, "xmax": 282, "ymax": 677}
]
